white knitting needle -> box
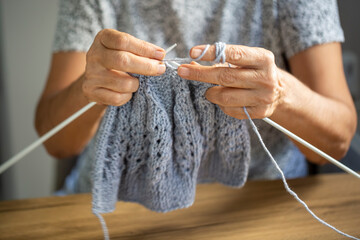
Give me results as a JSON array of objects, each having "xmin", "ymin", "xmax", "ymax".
[
  {"xmin": 165, "ymin": 43, "xmax": 177, "ymax": 54},
  {"xmin": 163, "ymin": 44, "xmax": 181, "ymax": 68},
  {"xmin": 0, "ymin": 44, "xmax": 179, "ymax": 175},
  {"xmin": 0, "ymin": 102, "xmax": 97, "ymax": 174},
  {"xmin": 263, "ymin": 117, "xmax": 360, "ymax": 179}
]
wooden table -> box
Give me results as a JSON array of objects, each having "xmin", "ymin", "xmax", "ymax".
[{"xmin": 0, "ymin": 173, "xmax": 359, "ymax": 239}]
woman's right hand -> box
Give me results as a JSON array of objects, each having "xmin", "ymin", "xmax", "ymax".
[{"xmin": 82, "ymin": 29, "xmax": 166, "ymax": 106}]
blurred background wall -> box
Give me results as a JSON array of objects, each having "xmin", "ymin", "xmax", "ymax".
[
  {"xmin": 0, "ymin": 0, "xmax": 58, "ymax": 200},
  {"xmin": 0, "ymin": 0, "xmax": 359, "ymax": 200},
  {"xmin": 340, "ymin": 1, "xmax": 360, "ymax": 128}
]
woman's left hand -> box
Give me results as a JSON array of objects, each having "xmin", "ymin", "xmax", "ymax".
[{"xmin": 177, "ymin": 44, "xmax": 284, "ymax": 119}]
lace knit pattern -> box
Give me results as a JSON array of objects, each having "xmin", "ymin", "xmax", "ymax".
[{"xmin": 90, "ymin": 64, "xmax": 250, "ymax": 213}]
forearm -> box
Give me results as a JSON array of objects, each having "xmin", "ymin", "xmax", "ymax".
[
  {"xmin": 35, "ymin": 75, "xmax": 106, "ymax": 159},
  {"xmin": 272, "ymin": 69, "xmax": 357, "ymax": 164}
]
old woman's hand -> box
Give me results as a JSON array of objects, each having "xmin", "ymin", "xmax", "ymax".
[{"xmin": 178, "ymin": 44, "xmax": 284, "ymax": 119}]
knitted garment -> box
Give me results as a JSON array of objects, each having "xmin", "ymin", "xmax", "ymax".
[{"xmin": 91, "ymin": 43, "xmax": 250, "ymax": 213}]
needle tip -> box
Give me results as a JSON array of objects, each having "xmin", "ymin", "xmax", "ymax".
[{"xmin": 165, "ymin": 43, "xmax": 177, "ymax": 54}]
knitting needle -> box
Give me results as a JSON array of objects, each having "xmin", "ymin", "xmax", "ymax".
[
  {"xmin": 165, "ymin": 43, "xmax": 177, "ymax": 54},
  {"xmin": 164, "ymin": 44, "xmax": 181, "ymax": 68},
  {"xmin": 166, "ymin": 61, "xmax": 181, "ymax": 68},
  {"xmin": 263, "ymin": 117, "xmax": 360, "ymax": 179},
  {"xmin": 0, "ymin": 102, "xmax": 97, "ymax": 174},
  {"xmin": 0, "ymin": 44, "xmax": 178, "ymax": 175}
]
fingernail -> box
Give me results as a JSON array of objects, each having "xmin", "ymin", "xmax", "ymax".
[
  {"xmin": 155, "ymin": 50, "xmax": 165, "ymax": 60},
  {"xmin": 158, "ymin": 64, "xmax": 166, "ymax": 74},
  {"xmin": 191, "ymin": 48, "xmax": 204, "ymax": 59},
  {"xmin": 178, "ymin": 67, "xmax": 190, "ymax": 77}
]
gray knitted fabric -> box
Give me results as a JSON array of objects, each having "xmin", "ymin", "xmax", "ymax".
[
  {"xmin": 52, "ymin": 0, "xmax": 346, "ymax": 212},
  {"xmin": 90, "ymin": 43, "xmax": 250, "ymax": 213}
]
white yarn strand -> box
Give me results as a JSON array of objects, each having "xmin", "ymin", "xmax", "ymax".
[
  {"xmin": 214, "ymin": 42, "xmax": 226, "ymax": 63},
  {"xmin": 193, "ymin": 44, "xmax": 210, "ymax": 61},
  {"xmin": 93, "ymin": 211, "xmax": 110, "ymax": 240},
  {"xmin": 244, "ymin": 107, "xmax": 359, "ymax": 240}
]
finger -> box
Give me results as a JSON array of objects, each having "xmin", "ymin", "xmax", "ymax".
[
  {"xmin": 219, "ymin": 106, "xmax": 269, "ymax": 120},
  {"xmin": 178, "ymin": 64, "xmax": 258, "ymax": 88},
  {"xmin": 190, "ymin": 44, "xmax": 274, "ymax": 68},
  {"xmin": 101, "ymin": 48, "xmax": 166, "ymax": 75},
  {"xmin": 205, "ymin": 86, "xmax": 259, "ymax": 107},
  {"xmin": 98, "ymin": 29, "xmax": 165, "ymax": 60},
  {"xmin": 91, "ymin": 88, "xmax": 133, "ymax": 106},
  {"xmin": 91, "ymin": 70, "xmax": 139, "ymax": 93},
  {"xmin": 219, "ymin": 106, "xmax": 252, "ymax": 120}
]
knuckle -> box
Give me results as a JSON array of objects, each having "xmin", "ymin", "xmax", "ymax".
[
  {"xmin": 228, "ymin": 46, "xmax": 246, "ymax": 61},
  {"xmin": 130, "ymin": 79, "xmax": 140, "ymax": 92},
  {"xmin": 252, "ymin": 107, "xmax": 266, "ymax": 119},
  {"xmin": 81, "ymin": 81, "xmax": 89, "ymax": 94},
  {"xmin": 257, "ymin": 68, "xmax": 277, "ymax": 90},
  {"xmin": 261, "ymin": 93, "xmax": 276, "ymax": 105},
  {"xmin": 266, "ymin": 72, "xmax": 279, "ymax": 98},
  {"xmin": 258, "ymin": 108, "xmax": 267, "ymax": 118},
  {"xmin": 218, "ymin": 91, "xmax": 232, "ymax": 106},
  {"xmin": 144, "ymin": 62, "xmax": 156, "ymax": 74},
  {"xmin": 86, "ymin": 44, "xmax": 103, "ymax": 65},
  {"xmin": 96, "ymin": 29, "xmax": 112, "ymax": 42},
  {"xmin": 264, "ymin": 107, "xmax": 274, "ymax": 118},
  {"xmin": 113, "ymin": 93, "xmax": 132, "ymax": 106},
  {"xmin": 116, "ymin": 52, "xmax": 130, "ymax": 66},
  {"xmin": 269, "ymin": 91, "xmax": 278, "ymax": 103},
  {"xmin": 138, "ymin": 41, "xmax": 152, "ymax": 55},
  {"xmin": 193, "ymin": 69, "xmax": 203, "ymax": 81},
  {"xmin": 253, "ymin": 69, "xmax": 264, "ymax": 80},
  {"xmin": 258, "ymin": 106, "xmax": 273, "ymax": 118},
  {"xmin": 262, "ymin": 49, "xmax": 275, "ymax": 65},
  {"xmin": 124, "ymin": 93, "xmax": 133, "ymax": 102},
  {"xmin": 116, "ymin": 33, "xmax": 129, "ymax": 49},
  {"xmin": 86, "ymin": 48, "xmax": 95, "ymax": 61},
  {"xmin": 101, "ymin": 28, "xmax": 112, "ymax": 35},
  {"xmin": 81, "ymin": 79, "xmax": 93, "ymax": 97},
  {"xmin": 112, "ymin": 94, "xmax": 124, "ymax": 106},
  {"xmin": 255, "ymin": 87, "xmax": 277, "ymax": 105},
  {"xmin": 123, "ymin": 79, "xmax": 139, "ymax": 92},
  {"xmin": 218, "ymin": 69, "xmax": 235, "ymax": 86},
  {"xmin": 86, "ymin": 51, "xmax": 99, "ymax": 65},
  {"xmin": 95, "ymin": 29, "xmax": 105, "ymax": 40},
  {"xmin": 268, "ymin": 67, "xmax": 278, "ymax": 84}
]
